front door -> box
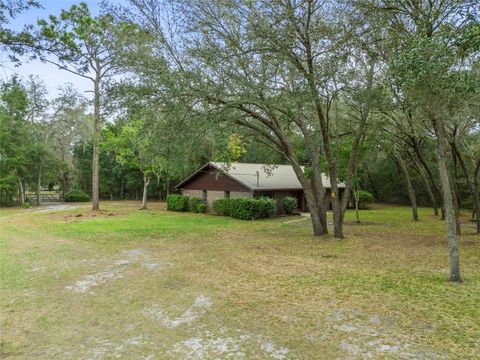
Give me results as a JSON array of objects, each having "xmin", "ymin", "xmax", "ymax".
[{"xmin": 295, "ymin": 191, "xmax": 302, "ymax": 211}]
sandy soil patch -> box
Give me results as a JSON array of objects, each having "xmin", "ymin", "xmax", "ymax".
[
  {"xmin": 143, "ymin": 295, "xmax": 213, "ymax": 329},
  {"xmin": 65, "ymin": 267, "xmax": 125, "ymax": 294},
  {"xmin": 306, "ymin": 308, "xmax": 438, "ymax": 359},
  {"xmin": 65, "ymin": 249, "xmax": 168, "ymax": 294},
  {"xmin": 29, "ymin": 204, "xmax": 78, "ymax": 212},
  {"xmin": 170, "ymin": 330, "xmax": 290, "ymax": 359}
]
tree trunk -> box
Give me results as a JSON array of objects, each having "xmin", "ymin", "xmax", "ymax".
[
  {"xmin": 61, "ymin": 171, "xmax": 70, "ymax": 199},
  {"xmin": 332, "ymin": 195, "xmax": 344, "ymax": 238},
  {"xmin": 451, "ymin": 149, "xmax": 462, "ymax": 235},
  {"xmin": 303, "ymin": 189, "xmax": 327, "ymax": 236},
  {"xmin": 65, "ymin": 171, "xmax": 70, "ymax": 195},
  {"xmin": 417, "ymin": 165, "xmax": 438, "ymax": 216},
  {"xmin": 474, "ymin": 160, "xmax": 480, "ymax": 233},
  {"xmin": 18, "ymin": 179, "xmax": 25, "ymax": 205},
  {"xmin": 413, "ymin": 143, "xmax": 443, "ymax": 218},
  {"xmin": 450, "ymin": 174, "xmax": 461, "ymax": 235},
  {"xmin": 91, "ymin": 69, "xmax": 101, "ymax": 211},
  {"xmin": 354, "ymin": 188, "xmax": 360, "ymax": 224},
  {"xmin": 395, "ymin": 153, "xmax": 418, "ymax": 221},
  {"xmin": 289, "ymin": 158, "xmax": 328, "ymax": 236},
  {"xmin": 451, "ymin": 143, "xmax": 480, "ymax": 234},
  {"xmin": 140, "ymin": 176, "xmax": 150, "ymax": 210},
  {"xmin": 309, "ymin": 205, "xmax": 326, "ymax": 236},
  {"xmin": 305, "ymin": 44, "xmax": 344, "ymax": 238},
  {"xmin": 36, "ymin": 167, "xmax": 42, "ymax": 206},
  {"xmin": 61, "ymin": 174, "xmax": 66, "ymax": 198},
  {"xmin": 432, "ymin": 117, "xmax": 461, "ymax": 282},
  {"xmin": 165, "ymin": 177, "xmax": 170, "ymax": 199},
  {"xmin": 310, "ymin": 175, "xmax": 328, "ymax": 234}
]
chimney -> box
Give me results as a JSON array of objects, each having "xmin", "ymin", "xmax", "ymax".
[{"xmin": 256, "ymin": 171, "xmax": 259, "ymax": 186}]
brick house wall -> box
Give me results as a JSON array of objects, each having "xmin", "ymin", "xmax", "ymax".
[
  {"xmin": 182, "ymin": 188, "xmax": 252, "ymax": 211},
  {"xmin": 182, "ymin": 189, "xmax": 203, "ymax": 198}
]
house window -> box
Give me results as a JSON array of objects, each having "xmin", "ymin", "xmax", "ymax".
[
  {"xmin": 255, "ymin": 191, "xmax": 274, "ymax": 199},
  {"xmin": 202, "ymin": 190, "xmax": 207, "ymax": 203},
  {"xmin": 224, "ymin": 191, "xmax": 230, "ymax": 198}
]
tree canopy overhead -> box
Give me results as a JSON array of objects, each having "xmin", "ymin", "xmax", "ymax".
[{"xmin": 1, "ymin": 0, "xmax": 479, "ymax": 283}]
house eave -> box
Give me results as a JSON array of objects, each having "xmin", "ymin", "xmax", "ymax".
[
  {"xmin": 175, "ymin": 162, "xmax": 255, "ymax": 191},
  {"xmin": 175, "ymin": 162, "xmax": 211, "ymax": 189}
]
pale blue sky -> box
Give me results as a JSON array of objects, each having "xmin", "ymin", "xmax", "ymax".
[{"xmin": 1, "ymin": 0, "xmax": 126, "ymax": 98}]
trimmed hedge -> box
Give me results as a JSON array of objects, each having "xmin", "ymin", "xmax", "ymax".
[
  {"xmin": 189, "ymin": 197, "xmax": 206, "ymax": 213},
  {"xmin": 212, "ymin": 197, "xmax": 275, "ymax": 220},
  {"xmin": 256, "ymin": 197, "xmax": 276, "ymax": 218},
  {"xmin": 167, "ymin": 194, "xmax": 189, "ymax": 211},
  {"xmin": 64, "ymin": 189, "xmax": 90, "ymax": 202},
  {"xmin": 212, "ymin": 198, "xmax": 231, "ymax": 216},
  {"xmin": 283, "ymin": 197, "xmax": 297, "ymax": 214}
]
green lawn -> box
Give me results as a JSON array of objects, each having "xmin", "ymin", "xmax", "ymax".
[{"xmin": 1, "ymin": 202, "xmax": 479, "ymax": 359}]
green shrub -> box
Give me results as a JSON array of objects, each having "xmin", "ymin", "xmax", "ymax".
[
  {"xmin": 196, "ymin": 203, "xmax": 207, "ymax": 213},
  {"xmin": 64, "ymin": 189, "xmax": 90, "ymax": 202},
  {"xmin": 213, "ymin": 197, "xmax": 276, "ymax": 220},
  {"xmin": 354, "ymin": 190, "xmax": 374, "ymax": 209},
  {"xmin": 256, "ymin": 197, "xmax": 276, "ymax": 218},
  {"xmin": 213, "ymin": 197, "xmax": 275, "ymax": 220},
  {"xmin": 167, "ymin": 194, "xmax": 189, "ymax": 211},
  {"xmin": 283, "ymin": 197, "xmax": 297, "ymax": 214},
  {"xmin": 189, "ymin": 196, "xmax": 206, "ymax": 213},
  {"xmin": 212, "ymin": 198, "xmax": 231, "ymax": 215},
  {"xmin": 228, "ymin": 198, "xmax": 255, "ymax": 220}
]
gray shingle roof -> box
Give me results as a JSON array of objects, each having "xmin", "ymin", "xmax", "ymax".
[{"xmin": 177, "ymin": 162, "xmax": 345, "ymax": 190}]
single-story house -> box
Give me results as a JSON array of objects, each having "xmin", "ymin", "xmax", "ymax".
[{"xmin": 176, "ymin": 162, "xmax": 346, "ymax": 214}]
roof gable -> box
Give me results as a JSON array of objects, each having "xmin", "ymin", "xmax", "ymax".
[{"xmin": 176, "ymin": 162, "xmax": 345, "ymax": 190}]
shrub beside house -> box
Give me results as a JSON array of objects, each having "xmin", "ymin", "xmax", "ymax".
[
  {"xmin": 211, "ymin": 197, "xmax": 275, "ymax": 220},
  {"xmin": 167, "ymin": 193, "xmax": 276, "ymax": 220}
]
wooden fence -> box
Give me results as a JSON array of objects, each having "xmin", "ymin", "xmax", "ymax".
[{"xmin": 25, "ymin": 193, "xmax": 64, "ymax": 203}]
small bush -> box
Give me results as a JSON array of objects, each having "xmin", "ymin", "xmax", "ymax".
[
  {"xmin": 256, "ymin": 197, "xmax": 276, "ymax": 218},
  {"xmin": 22, "ymin": 201, "xmax": 31, "ymax": 209},
  {"xmin": 228, "ymin": 198, "xmax": 255, "ymax": 220},
  {"xmin": 189, "ymin": 197, "xmax": 206, "ymax": 213},
  {"xmin": 64, "ymin": 189, "xmax": 90, "ymax": 202},
  {"xmin": 212, "ymin": 198, "xmax": 231, "ymax": 215},
  {"xmin": 167, "ymin": 194, "xmax": 189, "ymax": 211},
  {"xmin": 196, "ymin": 203, "xmax": 207, "ymax": 213},
  {"xmin": 283, "ymin": 197, "xmax": 297, "ymax": 214},
  {"xmin": 354, "ymin": 190, "xmax": 373, "ymax": 209}
]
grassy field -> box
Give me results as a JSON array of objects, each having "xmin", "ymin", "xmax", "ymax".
[{"xmin": 1, "ymin": 202, "xmax": 479, "ymax": 359}]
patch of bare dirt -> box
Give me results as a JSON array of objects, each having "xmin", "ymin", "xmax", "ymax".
[
  {"xmin": 64, "ymin": 249, "xmax": 169, "ymax": 294},
  {"xmin": 58, "ymin": 209, "xmax": 126, "ymax": 221},
  {"xmin": 169, "ymin": 329, "xmax": 290, "ymax": 359},
  {"xmin": 306, "ymin": 308, "xmax": 439, "ymax": 359},
  {"xmin": 30, "ymin": 204, "xmax": 78, "ymax": 213},
  {"xmin": 143, "ymin": 295, "xmax": 213, "ymax": 329},
  {"xmin": 53, "ymin": 293, "xmax": 291, "ymax": 359}
]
